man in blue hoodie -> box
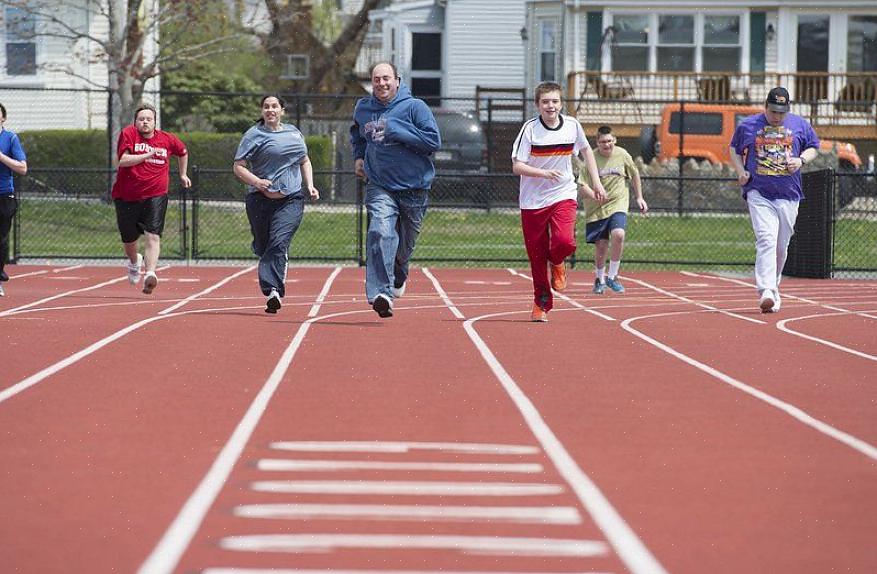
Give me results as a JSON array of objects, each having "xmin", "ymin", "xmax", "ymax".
[{"xmin": 351, "ymin": 62, "xmax": 441, "ymax": 318}]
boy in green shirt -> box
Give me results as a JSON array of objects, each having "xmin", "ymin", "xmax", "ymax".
[{"xmin": 577, "ymin": 125, "xmax": 647, "ymax": 294}]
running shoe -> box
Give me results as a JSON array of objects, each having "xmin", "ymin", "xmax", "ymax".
[
  {"xmin": 530, "ymin": 303, "xmax": 548, "ymax": 322},
  {"xmin": 0, "ymin": 283, "xmax": 5, "ymax": 297},
  {"xmin": 0, "ymin": 269, "xmax": 8, "ymax": 282},
  {"xmin": 391, "ymin": 281, "xmax": 406, "ymax": 299},
  {"xmin": 127, "ymin": 253, "xmax": 143, "ymax": 285},
  {"xmin": 142, "ymin": 271, "xmax": 158, "ymax": 294},
  {"xmin": 373, "ymin": 293, "xmax": 393, "ymax": 318},
  {"xmin": 772, "ymin": 291, "xmax": 781, "ymax": 312},
  {"xmin": 605, "ymin": 276, "xmax": 625, "ymax": 293},
  {"xmin": 265, "ymin": 289, "xmax": 282, "ymax": 314},
  {"xmin": 592, "ymin": 278, "xmax": 605, "ymax": 295},
  {"xmin": 550, "ymin": 262, "xmax": 567, "ymax": 291}
]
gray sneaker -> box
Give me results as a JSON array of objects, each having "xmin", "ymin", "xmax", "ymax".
[
  {"xmin": 127, "ymin": 253, "xmax": 143, "ymax": 285},
  {"xmin": 592, "ymin": 278, "xmax": 605, "ymax": 295}
]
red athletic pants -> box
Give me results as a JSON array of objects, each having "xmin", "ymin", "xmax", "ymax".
[{"xmin": 520, "ymin": 199, "xmax": 577, "ymax": 312}]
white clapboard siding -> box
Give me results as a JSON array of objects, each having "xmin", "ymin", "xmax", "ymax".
[{"xmin": 444, "ymin": 0, "xmax": 525, "ymax": 101}]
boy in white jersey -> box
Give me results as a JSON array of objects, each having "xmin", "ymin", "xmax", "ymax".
[{"xmin": 511, "ymin": 82, "xmax": 605, "ymax": 322}]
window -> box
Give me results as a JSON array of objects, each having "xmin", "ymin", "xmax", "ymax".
[
  {"xmin": 611, "ymin": 15, "xmax": 649, "ymax": 71},
  {"xmin": 608, "ymin": 12, "xmax": 743, "ymax": 73},
  {"xmin": 410, "ymin": 31, "xmax": 442, "ymax": 106},
  {"xmin": 279, "ymin": 54, "xmax": 309, "ymax": 80},
  {"xmin": 538, "ymin": 20, "xmax": 557, "ymax": 82},
  {"xmin": 669, "ymin": 111, "xmax": 723, "ymax": 135},
  {"xmin": 5, "ymin": 7, "xmax": 36, "ymax": 76},
  {"xmin": 703, "ymin": 15, "xmax": 740, "ymax": 72},
  {"xmin": 847, "ymin": 16, "xmax": 877, "ymax": 72},
  {"xmin": 658, "ymin": 15, "xmax": 694, "ymax": 71}
]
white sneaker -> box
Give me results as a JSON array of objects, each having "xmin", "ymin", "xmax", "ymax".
[
  {"xmin": 759, "ymin": 290, "xmax": 775, "ymax": 314},
  {"xmin": 372, "ymin": 293, "xmax": 393, "ymax": 318},
  {"xmin": 142, "ymin": 271, "xmax": 158, "ymax": 294},
  {"xmin": 0, "ymin": 284, "xmax": 5, "ymax": 297},
  {"xmin": 127, "ymin": 253, "xmax": 143, "ymax": 285},
  {"xmin": 391, "ymin": 281, "xmax": 406, "ymax": 299},
  {"xmin": 772, "ymin": 290, "xmax": 781, "ymax": 312}
]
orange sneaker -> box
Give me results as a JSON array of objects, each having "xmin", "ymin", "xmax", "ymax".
[
  {"xmin": 530, "ymin": 303, "xmax": 548, "ymax": 322},
  {"xmin": 550, "ymin": 262, "xmax": 567, "ymax": 291}
]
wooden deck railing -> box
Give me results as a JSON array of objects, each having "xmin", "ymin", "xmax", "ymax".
[{"xmin": 565, "ymin": 71, "xmax": 877, "ymax": 139}]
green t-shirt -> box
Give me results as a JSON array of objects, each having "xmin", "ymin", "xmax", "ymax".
[{"xmin": 578, "ymin": 147, "xmax": 638, "ymax": 223}]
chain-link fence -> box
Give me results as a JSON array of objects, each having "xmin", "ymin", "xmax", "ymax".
[
  {"xmin": 9, "ymin": 168, "xmax": 877, "ymax": 277},
  {"xmin": 2, "ymin": 86, "xmax": 875, "ymax": 276}
]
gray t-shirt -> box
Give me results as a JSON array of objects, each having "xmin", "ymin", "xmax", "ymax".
[{"xmin": 235, "ymin": 123, "xmax": 308, "ymax": 196}]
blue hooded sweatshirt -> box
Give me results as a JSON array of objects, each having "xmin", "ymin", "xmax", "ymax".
[{"xmin": 350, "ymin": 83, "xmax": 441, "ymax": 192}]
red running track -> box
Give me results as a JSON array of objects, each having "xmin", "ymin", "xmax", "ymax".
[{"xmin": 0, "ymin": 264, "xmax": 875, "ymax": 574}]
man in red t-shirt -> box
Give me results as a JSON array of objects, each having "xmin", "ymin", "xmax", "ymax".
[{"xmin": 112, "ymin": 103, "xmax": 191, "ymax": 294}]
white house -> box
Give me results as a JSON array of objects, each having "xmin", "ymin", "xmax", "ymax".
[
  {"xmin": 365, "ymin": 0, "xmax": 526, "ymax": 106},
  {"xmin": 0, "ymin": 0, "xmax": 160, "ymax": 131}
]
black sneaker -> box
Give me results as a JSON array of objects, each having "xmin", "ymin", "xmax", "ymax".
[
  {"xmin": 265, "ymin": 289, "xmax": 282, "ymax": 314},
  {"xmin": 0, "ymin": 269, "xmax": 8, "ymax": 282},
  {"xmin": 372, "ymin": 293, "xmax": 393, "ymax": 318}
]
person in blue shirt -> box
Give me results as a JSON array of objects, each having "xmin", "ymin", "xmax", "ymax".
[
  {"xmin": 234, "ymin": 95, "xmax": 320, "ymax": 314},
  {"xmin": 350, "ymin": 62, "xmax": 441, "ymax": 318},
  {"xmin": 0, "ymin": 103, "xmax": 28, "ymax": 297},
  {"xmin": 730, "ymin": 86, "xmax": 819, "ymax": 314}
]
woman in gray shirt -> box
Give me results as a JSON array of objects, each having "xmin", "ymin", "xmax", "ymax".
[{"xmin": 233, "ymin": 94, "xmax": 320, "ymax": 313}]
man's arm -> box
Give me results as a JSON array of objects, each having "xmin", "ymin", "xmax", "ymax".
[
  {"xmin": 383, "ymin": 102, "xmax": 441, "ymax": 154},
  {"xmin": 512, "ymin": 158, "xmax": 562, "ymax": 181},
  {"xmin": 0, "ymin": 151, "xmax": 26, "ymax": 175},
  {"xmin": 786, "ymin": 147, "xmax": 818, "ymax": 174},
  {"xmin": 118, "ymin": 149, "xmax": 156, "ymax": 168}
]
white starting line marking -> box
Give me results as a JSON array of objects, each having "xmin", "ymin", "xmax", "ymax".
[
  {"xmin": 257, "ymin": 459, "xmax": 543, "ymax": 473},
  {"xmin": 270, "ymin": 441, "xmax": 539, "ymax": 455},
  {"xmin": 233, "ymin": 503, "xmax": 582, "ymax": 524},
  {"xmin": 219, "ymin": 533, "xmax": 610, "ymax": 557},
  {"xmin": 463, "ymin": 280, "xmax": 513, "ymax": 286},
  {"xmin": 203, "ymin": 570, "xmax": 615, "ymax": 574},
  {"xmin": 250, "ymin": 480, "xmax": 564, "ymax": 496}
]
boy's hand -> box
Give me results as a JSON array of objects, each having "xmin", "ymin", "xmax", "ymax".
[{"xmin": 541, "ymin": 168, "xmax": 563, "ymax": 181}]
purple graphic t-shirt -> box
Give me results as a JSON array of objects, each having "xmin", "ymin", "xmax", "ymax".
[{"xmin": 730, "ymin": 112, "xmax": 819, "ymax": 201}]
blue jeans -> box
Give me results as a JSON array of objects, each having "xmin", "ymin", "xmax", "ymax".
[
  {"xmin": 365, "ymin": 183, "xmax": 428, "ymax": 303},
  {"xmin": 246, "ymin": 193, "xmax": 304, "ymax": 297}
]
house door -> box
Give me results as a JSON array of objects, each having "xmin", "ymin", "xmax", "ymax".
[
  {"xmin": 795, "ymin": 15, "xmax": 830, "ymax": 101},
  {"xmin": 409, "ymin": 31, "xmax": 442, "ymax": 107}
]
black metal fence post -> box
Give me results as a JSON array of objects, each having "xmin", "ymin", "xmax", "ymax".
[
  {"xmin": 677, "ymin": 100, "xmax": 686, "ymax": 216},
  {"xmin": 191, "ymin": 166, "xmax": 200, "ymax": 259}
]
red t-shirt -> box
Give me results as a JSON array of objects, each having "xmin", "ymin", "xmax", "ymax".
[{"xmin": 111, "ymin": 125, "xmax": 187, "ymax": 201}]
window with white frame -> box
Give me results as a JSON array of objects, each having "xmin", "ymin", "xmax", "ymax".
[
  {"xmin": 5, "ymin": 6, "xmax": 36, "ymax": 76},
  {"xmin": 608, "ymin": 12, "xmax": 742, "ymax": 73},
  {"xmin": 538, "ymin": 19, "xmax": 557, "ymax": 82}
]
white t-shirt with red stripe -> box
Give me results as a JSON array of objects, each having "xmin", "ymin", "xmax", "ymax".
[{"xmin": 511, "ymin": 114, "xmax": 589, "ymax": 209}]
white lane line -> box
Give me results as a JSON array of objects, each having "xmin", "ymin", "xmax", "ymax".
[
  {"xmin": 422, "ymin": 267, "xmax": 465, "ymax": 319},
  {"xmin": 160, "ymin": 266, "xmax": 255, "ymax": 315},
  {"xmin": 233, "ymin": 503, "xmax": 582, "ymax": 524},
  {"xmin": 219, "ymin": 533, "xmax": 610, "ymax": 557},
  {"xmin": 269, "ymin": 441, "xmax": 539, "ymax": 455},
  {"xmin": 250, "ymin": 480, "xmax": 564, "ymax": 496},
  {"xmin": 428, "ymin": 274, "xmax": 667, "ymax": 574},
  {"xmin": 0, "ymin": 275, "xmax": 129, "ymax": 317},
  {"xmin": 309, "ymin": 266, "xmax": 343, "ymax": 317},
  {"xmin": 624, "ymin": 277, "xmax": 764, "ymax": 325},
  {"xmin": 257, "ymin": 459, "xmax": 543, "ymax": 473},
  {"xmin": 8, "ymin": 264, "xmax": 83, "ymax": 280},
  {"xmin": 0, "ymin": 269, "xmax": 260, "ymax": 406},
  {"xmin": 0, "ymin": 264, "xmax": 171, "ymax": 317},
  {"xmin": 620, "ymin": 311, "xmax": 877, "ymax": 462},
  {"xmin": 204, "ymin": 570, "xmax": 615, "ymax": 574},
  {"xmin": 505, "ymin": 268, "xmax": 616, "ymax": 322},
  {"xmin": 137, "ymin": 268, "xmax": 342, "ymax": 574},
  {"xmin": 691, "ymin": 272, "xmax": 877, "ymax": 319},
  {"xmin": 777, "ymin": 310, "xmax": 877, "ymax": 362}
]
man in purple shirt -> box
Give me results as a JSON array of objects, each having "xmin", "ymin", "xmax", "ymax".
[{"xmin": 729, "ymin": 87, "xmax": 819, "ymax": 313}]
